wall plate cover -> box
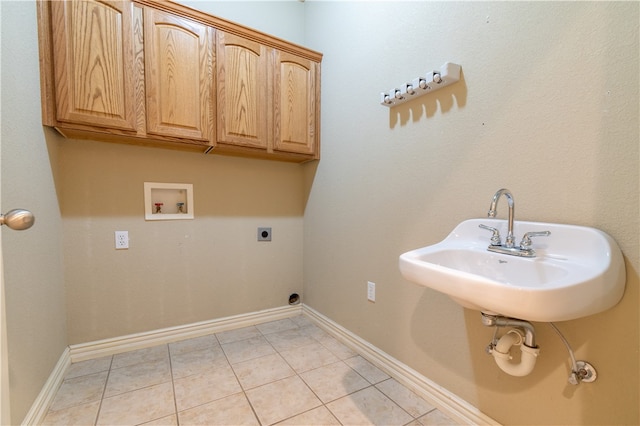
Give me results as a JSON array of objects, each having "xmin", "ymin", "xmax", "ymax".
[
  {"xmin": 367, "ymin": 281, "xmax": 376, "ymax": 302},
  {"xmin": 115, "ymin": 231, "xmax": 129, "ymax": 249},
  {"xmin": 258, "ymin": 227, "xmax": 271, "ymax": 241}
]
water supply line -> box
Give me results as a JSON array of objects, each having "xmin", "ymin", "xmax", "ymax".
[
  {"xmin": 549, "ymin": 322, "xmax": 597, "ymax": 385},
  {"xmin": 482, "ymin": 313, "xmax": 540, "ymax": 377}
]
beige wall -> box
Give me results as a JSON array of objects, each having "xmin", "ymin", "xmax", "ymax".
[
  {"xmin": 2, "ymin": 0, "xmax": 638, "ymax": 424},
  {"xmin": 0, "ymin": 1, "xmax": 307, "ymax": 422},
  {"xmin": 1, "ymin": 2, "xmax": 67, "ymax": 423},
  {"xmin": 303, "ymin": 2, "xmax": 639, "ymax": 425},
  {"xmin": 61, "ymin": 141, "xmax": 305, "ymax": 343},
  {"xmin": 58, "ymin": 0, "xmax": 309, "ymax": 345}
]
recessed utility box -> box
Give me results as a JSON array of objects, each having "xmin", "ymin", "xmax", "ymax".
[{"xmin": 144, "ymin": 182, "xmax": 194, "ymax": 220}]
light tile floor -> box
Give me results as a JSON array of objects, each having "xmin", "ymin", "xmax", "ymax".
[{"xmin": 43, "ymin": 315, "xmax": 460, "ymax": 425}]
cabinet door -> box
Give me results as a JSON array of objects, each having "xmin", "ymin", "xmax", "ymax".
[
  {"xmin": 216, "ymin": 32, "xmax": 269, "ymax": 149},
  {"xmin": 50, "ymin": 0, "xmax": 137, "ymax": 131},
  {"xmin": 144, "ymin": 8, "xmax": 213, "ymax": 142},
  {"xmin": 273, "ymin": 51, "xmax": 319, "ymax": 156}
]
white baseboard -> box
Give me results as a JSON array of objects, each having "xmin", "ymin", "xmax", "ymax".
[
  {"xmin": 302, "ymin": 305, "xmax": 499, "ymax": 426},
  {"xmin": 26, "ymin": 303, "xmax": 496, "ymax": 425},
  {"xmin": 21, "ymin": 347, "xmax": 71, "ymax": 426},
  {"xmin": 69, "ymin": 305, "xmax": 302, "ymax": 362}
]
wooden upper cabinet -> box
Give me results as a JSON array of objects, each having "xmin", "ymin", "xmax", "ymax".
[
  {"xmin": 50, "ymin": 0, "xmax": 137, "ymax": 131},
  {"xmin": 144, "ymin": 8, "xmax": 213, "ymax": 142},
  {"xmin": 216, "ymin": 32, "xmax": 269, "ymax": 150},
  {"xmin": 38, "ymin": 0, "xmax": 321, "ymax": 160},
  {"xmin": 273, "ymin": 51, "xmax": 319, "ymax": 157}
]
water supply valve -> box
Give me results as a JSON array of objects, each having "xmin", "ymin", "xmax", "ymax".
[{"xmin": 569, "ymin": 361, "xmax": 597, "ymax": 385}]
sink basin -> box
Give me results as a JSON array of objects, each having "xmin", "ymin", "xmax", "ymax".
[{"xmin": 399, "ymin": 219, "xmax": 626, "ymax": 322}]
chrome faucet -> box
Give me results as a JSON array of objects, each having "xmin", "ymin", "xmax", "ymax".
[
  {"xmin": 488, "ymin": 188, "xmax": 515, "ymax": 248},
  {"xmin": 480, "ymin": 188, "xmax": 550, "ymax": 258}
]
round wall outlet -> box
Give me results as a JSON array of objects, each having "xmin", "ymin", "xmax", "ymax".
[{"xmin": 257, "ymin": 227, "xmax": 271, "ymax": 241}]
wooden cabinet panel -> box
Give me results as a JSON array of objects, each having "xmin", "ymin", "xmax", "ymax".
[
  {"xmin": 39, "ymin": 0, "xmax": 321, "ymax": 160},
  {"xmin": 50, "ymin": 0, "xmax": 137, "ymax": 131},
  {"xmin": 216, "ymin": 32, "xmax": 269, "ymax": 149},
  {"xmin": 144, "ymin": 8, "xmax": 213, "ymax": 142},
  {"xmin": 274, "ymin": 51, "xmax": 318, "ymax": 156}
]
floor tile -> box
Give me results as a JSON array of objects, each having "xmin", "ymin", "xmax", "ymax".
[
  {"xmin": 232, "ymin": 352, "xmax": 295, "ymax": 390},
  {"xmin": 140, "ymin": 414, "xmax": 178, "ymax": 425},
  {"xmin": 279, "ymin": 341, "xmax": 339, "ymax": 373},
  {"xmin": 298, "ymin": 323, "xmax": 330, "ymax": 340},
  {"xmin": 46, "ymin": 314, "xmax": 465, "ymax": 426},
  {"xmin": 276, "ymin": 406, "xmax": 341, "ymax": 425},
  {"xmin": 173, "ymin": 362, "xmax": 241, "ymax": 412},
  {"xmin": 221, "ymin": 335, "xmax": 276, "ymax": 364},
  {"xmin": 300, "ymin": 360, "xmax": 370, "ymax": 403},
  {"xmin": 376, "ymin": 378, "xmax": 435, "ymax": 417},
  {"xmin": 256, "ymin": 318, "xmax": 297, "ymax": 335},
  {"xmin": 42, "ymin": 401, "xmax": 100, "ymax": 425},
  {"xmin": 65, "ymin": 356, "xmax": 112, "ymax": 380},
  {"xmin": 170, "ymin": 345, "xmax": 228, "ymax": 379},
  {"xmin": 49, "ymin": 371, "xmax": 107, "ymax": 411},
  {"xmin": 178, "ymin": 392, "xmax": 259, "ymax": 425},
  {"xmin": 246, "ymin": 375, "xmax": 322, "ymax": 425},
  {"xmin": 316, "ymin": 334, "xmax": 357, "ymax": 359},
  {"xmin": 97, "ymin": 382, "xmax": 175, "ymax": 425},
  {"xmin": 169, "ymin": 334, "xmax": 218, "ymax": 356},
  {"xmin": 104, "ymin": 357, "xmax": 171, "ymax": 397},
  {"xmin": 417, "ymin": 409, "xmax": 459, "ymax": 425},
  {"xmin": 111, "ymin": 345, "xmax": 169, "ymax": 369},
  {"xmin": 264, "ymin": 327, "xmax": 316, "ymax": 352},
  {"xmin": 345, "ymin": 355, "xmax": 390, "ymax": 384},
  {"xmin": 326, "ymin": 386, "xmax": 413, "ymax": 426},
  {"xmin": 215, "ymin": 326, "xmax": 261, "ymax": 344},
  {"xmin": 289, "ymin": 315, "xmax": 315, "ymax": 328}
]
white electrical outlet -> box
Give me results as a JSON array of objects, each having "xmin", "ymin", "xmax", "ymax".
[
  {"xmin": 367, "ymin": 281, "xmax": 376, "ymax": 302},
  {"xmin": 115, "ymin": 231, "xmax": 129, "ymax": 249}
]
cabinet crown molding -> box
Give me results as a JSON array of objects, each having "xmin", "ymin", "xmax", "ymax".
[{"xmin": 136, "ymin": 0, "xmax": 323, "ymax": 62}]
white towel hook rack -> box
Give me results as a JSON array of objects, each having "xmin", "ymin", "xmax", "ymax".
[{"xmin": 380, "ymin": 62, "xmax": 461, "ymax": 107}]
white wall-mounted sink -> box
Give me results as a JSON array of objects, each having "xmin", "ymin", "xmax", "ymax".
[{"xmin": 399, "ymin": 219, "xmax": 626, "ymax": 322}]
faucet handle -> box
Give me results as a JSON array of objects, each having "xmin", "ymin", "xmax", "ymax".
[
  {"xmin": 479, "ymin": 224, "xmax": 502, "ymax": 246},
  {"xmin": 519, "ymin": 231, "xmax": 551, "ymax": 249}
]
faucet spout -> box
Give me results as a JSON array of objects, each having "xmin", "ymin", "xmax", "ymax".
[{"xmin": 488, "ymin": 188, "xmax": 515, "ymax": 247}]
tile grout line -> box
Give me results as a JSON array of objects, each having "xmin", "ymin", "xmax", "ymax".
[
  {"xmin": 254, "ymin": 318, "xmax": 379, "ymax": 426},
  {"xmin": 288, "ymin": 320, "xmax": 421, "ymax": 425},
  {"xmin": 259, "ymin": 320, "xmax": 330, "ymax": 424},
  {"xmin": 236, "ymin": 319, "xmax": 333, "ymax": 425},
  {"xmin": 254, "ymin": 320, "xmax": 318, "ymax": 425},
  {"xmin": 270, "ymin": 320, "xmax": 393, "ymax": 425},
  {"xmin": 217, "ymin": 329, "xmax": 264, "ymax": 425},
  {"xmin": 373, "ymin": 378, "xmax": 435, "ymax": 423},
  {"xmin": 45, "ymin": 315, "xmax": 455, "ymax": 425},
  {"xmin": 167, "ymin": 344, "xmax": 180, "ymax": 426},
  {"xmin": 92, "ymin": 355, "xmax": 114, "ymax": 426}
]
